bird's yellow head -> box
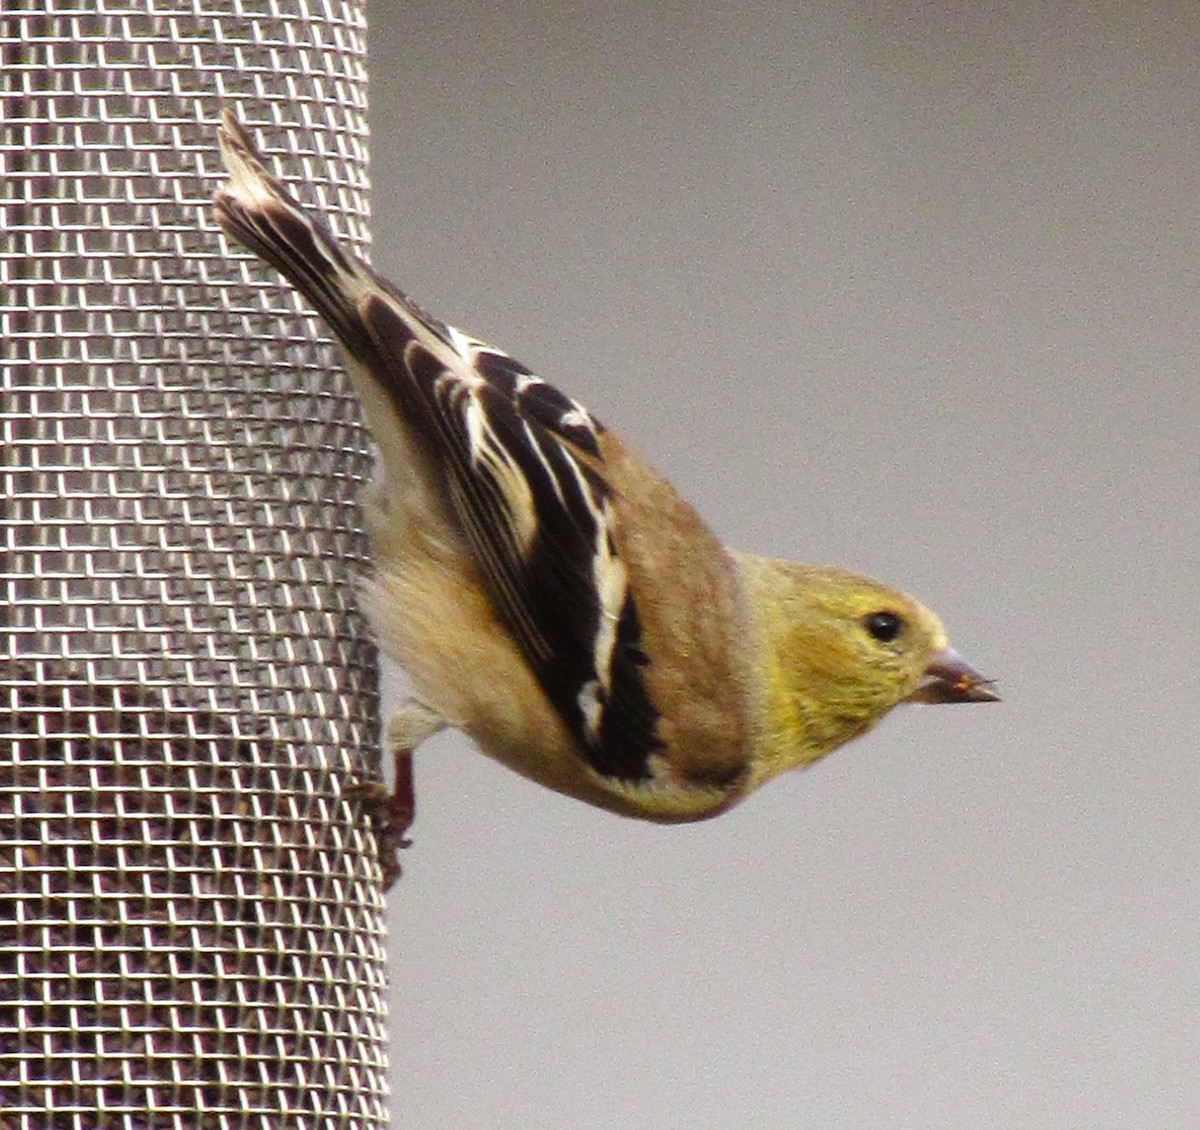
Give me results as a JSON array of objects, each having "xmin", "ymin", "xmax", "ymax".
[{"xmin": 733, "ymin": 555, "xmax": 998, "ymax": 781}]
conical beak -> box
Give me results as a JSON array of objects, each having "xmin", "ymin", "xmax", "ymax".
[{"xmin": 907, "ymin": 647, "xmax": 1001, "ymax": 704}]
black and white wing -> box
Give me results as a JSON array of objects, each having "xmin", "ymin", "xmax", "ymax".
[
  {"xmin": 213, "ymin": 110, "xmax": 663, "ymax": 779},
  {"xmin": 361, "ymin": 296, "xmax": 664, "ymax": 781}
]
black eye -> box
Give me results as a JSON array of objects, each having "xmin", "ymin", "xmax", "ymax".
[{"xmin": 863, "ymin": 611, "xmax": 904, "ymax": 642}]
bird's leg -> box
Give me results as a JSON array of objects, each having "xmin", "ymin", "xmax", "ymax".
[{"xmin": 349, "ymin": 699, "xmax": 445, "ymax": 889}]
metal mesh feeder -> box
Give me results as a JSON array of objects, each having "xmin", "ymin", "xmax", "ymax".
[{"xmin": 2, "ymin": 4, "xmax": 389, "ymax": 1126}]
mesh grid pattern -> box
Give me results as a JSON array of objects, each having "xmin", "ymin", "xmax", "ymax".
[{"xmin": 1, "ymin": 2, "xmax": 388, "ymax": 1126}]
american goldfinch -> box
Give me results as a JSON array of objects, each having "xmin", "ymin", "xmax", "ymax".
[{"xmin": 213, "ymin": 111, "xmax": 997, "ymax": 885}]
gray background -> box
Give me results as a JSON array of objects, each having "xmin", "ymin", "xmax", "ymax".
[{"xmin": 365, "ymin": 3, "xmax": 1198, "ymax": 1127}]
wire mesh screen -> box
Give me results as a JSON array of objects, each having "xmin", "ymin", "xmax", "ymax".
[{"xmin": 1, "ymin": 3, "xmax": 389, "ymax": 1127}]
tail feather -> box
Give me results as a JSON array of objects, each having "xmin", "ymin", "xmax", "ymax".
[{"xmin": 213, "ymin": 110, "xmax": 375, "ymax": 358}]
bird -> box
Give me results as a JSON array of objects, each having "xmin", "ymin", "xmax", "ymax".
[{"xmin": 213, "ymin": 110, "xmax": 998, "ymax": 887}]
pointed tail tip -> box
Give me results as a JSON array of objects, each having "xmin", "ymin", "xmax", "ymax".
[
  {"xmin": 214, "ymin": 107, "xmax": 285, "ymax": 210},
  {"xmin": 217, "ymin": 106, "xmax": 257, "ymax": 157}
]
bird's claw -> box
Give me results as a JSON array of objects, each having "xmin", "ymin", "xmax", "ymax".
[{"xmin": 346, "ymin": 763, "xmax": 415, "ymax": 890}]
